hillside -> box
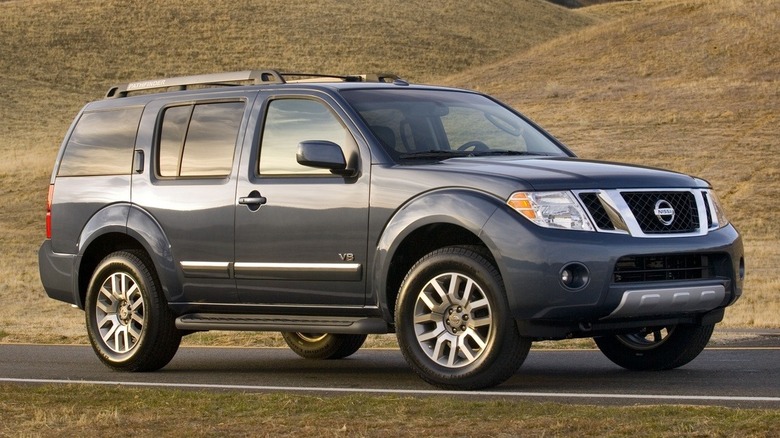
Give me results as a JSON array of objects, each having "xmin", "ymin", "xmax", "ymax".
[
  {"xmin": 547, "ymin": 0, "xmax": 628, "ymax": 7},
  {"xmin": 444, "ymin": 0, "xmax": 779, "ymax": 326},
  {"xmin": 0, "ymin": 0, "xmax": 593, "ymax": 343},
  {"xmin": 0, "ymin": 0, "xmax": 777, "ymax": 343},
  {"xmin": 0, "ymin": 0, "xmax": 592, "ymax": 92}
]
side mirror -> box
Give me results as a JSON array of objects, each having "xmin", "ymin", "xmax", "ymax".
[{"xmin": 296, "ymin": 140, "xmax": 355, "ymax": 176}]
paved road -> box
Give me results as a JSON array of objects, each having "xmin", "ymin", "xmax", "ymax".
[{"xmin": 1, "ymin": 343, "xmax": 778, "ymax": 408}]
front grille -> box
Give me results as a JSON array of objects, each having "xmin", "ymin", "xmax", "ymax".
[
  {"xmin": 614, "ymin": 254, "xmax": 715, "ymax": 283},
  {"xmin": 579, "ymin": 193, "xmax": 614, "ymax": 230},
  {"xmin": 702, "ymin": 192, "xmax": 713, "ymax": 228},
  {"xmin": 621, "ymin": 191, "xmax": 699, "ymax": 234}
]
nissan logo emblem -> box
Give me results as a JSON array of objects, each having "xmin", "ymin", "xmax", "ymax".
[{"xmin": 654, "ymin": 200, "xmax": 675, "ymax": 226}]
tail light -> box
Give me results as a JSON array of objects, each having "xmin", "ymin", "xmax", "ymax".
[{"xmin": 46, "ymin": 184, "xmax": 54, "ymax": 239}]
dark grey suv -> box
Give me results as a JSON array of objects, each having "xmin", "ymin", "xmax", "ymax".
[{"xmin": 39, "ymin": 70, "xmax": 744, "ymax": 389}]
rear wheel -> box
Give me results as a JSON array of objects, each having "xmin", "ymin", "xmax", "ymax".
[
  {"xmin": 594, "ymin": 324, "xmax": 714, "ymax": 371},
  {"xmin": 395, "ymin": 246, "xmax": 530, "ymax": 390},
  {"xmin": 85, "ymin": 250, "xmax": 181, "ymax": 371},
  {"xmin": 281, "ymin": 332, "xmax": 367, "ymax": 359}
]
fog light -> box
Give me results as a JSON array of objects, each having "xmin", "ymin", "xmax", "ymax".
[
  {"xmin": 561, "ymin": 269, "xmax": 572, "ymax": 285},
  {"xmin": 560, "ymin": 263, "xmax": 589, "ymax": 290}
]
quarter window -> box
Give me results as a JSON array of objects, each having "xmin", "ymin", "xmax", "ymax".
[
  {"xmin": 158, "ymin": 101, "xmax": 245, "ymax": 177},
  {"xmin": 57, "ymin": 107, "xmax": 142, "ymax": 176}
]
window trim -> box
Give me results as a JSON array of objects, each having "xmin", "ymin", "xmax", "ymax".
[
  {"xmin": 154, "ymin": 98, "xmax": 247, "ymax": 180},
  {"xmin": 256, "ymin": 96, "xmax": 358, "ymax": 178}
]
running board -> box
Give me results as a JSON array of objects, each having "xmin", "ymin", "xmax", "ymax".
[{"xmin": 175, "ymin": 313, "xmax": 390, "ymax": 334}]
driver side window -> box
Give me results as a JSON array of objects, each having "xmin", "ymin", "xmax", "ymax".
[{"xmin": 259, "ymin": 98, "xmax": 354, "ymax": 176}]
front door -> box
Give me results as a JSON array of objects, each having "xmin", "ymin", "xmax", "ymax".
[{"xmin": 234, "ymin": 95, "xmax": 370, "ymax": 306}]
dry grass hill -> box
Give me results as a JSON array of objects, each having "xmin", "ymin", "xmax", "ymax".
[
  {"xmin": 444, "ymin": 0, "xmax": 779, "ymax": 326},
  {"xmin": 0, "ymin": 0, "xmax": 592, "ymax": 91},
  {"xmin": 0, "ymin": 0, "xmax": 593, "ymax": 343},
  {"xmin": 0, "ymin": 0, "xmax": 776, "ymax": 343}
]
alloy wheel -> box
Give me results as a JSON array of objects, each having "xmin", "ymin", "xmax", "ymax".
[
  {"xmin": 412, "ymin": 272, "xmax": 493, "ymax": 368},
  {"xmin": 94, "ymin": 271, "xmax": 145, "ymax": 354}
]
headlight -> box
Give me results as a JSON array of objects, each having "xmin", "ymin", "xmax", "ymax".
[
  {"xmin": 507, "ymin": 191, "xmax": 594, "ymax": 231},
  {"xmin": 707, "ymin": 190, "xmax": 730, "ymax": 229}
]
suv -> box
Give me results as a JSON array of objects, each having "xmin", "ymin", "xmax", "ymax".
[{"xmin": 39, "ymin": 70, "xmax": 744, "ymax": 389}]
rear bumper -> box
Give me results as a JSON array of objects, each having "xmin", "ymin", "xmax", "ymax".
[{"xmin": 38, "ymin": 240, "xmax": 79, "ymax": 306}]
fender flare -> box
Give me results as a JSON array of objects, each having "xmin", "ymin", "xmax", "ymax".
[
  {"xmin": 125, "ymin": 205, "xmax": 181, "ymax": 303},
  {"xmin": 76, "ymin": 203, "xmax": 130, "ymax": 252},
  {"xmin": 75, "ymin": 203, "xmax": 180, "ymax": 306},
  {"xmin": 72, "ymin": 203, "xmax": 131, "ymax": 308},
  {"xmin": 371, "ymin": 188, "xmax": 507, "ymax": 320}
]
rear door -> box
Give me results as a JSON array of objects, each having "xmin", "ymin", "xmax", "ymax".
[
  {"xmin": 132, "ymin": 92, "xmax": 253, "ymax": 304},
  {"xmin": 234, "ymin": 92, "xmax": 370, "ymax": 306}
]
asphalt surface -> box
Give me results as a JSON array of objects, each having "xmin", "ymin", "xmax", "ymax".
[{"xmin": 1, "ymin": 335, "xmax": 778, "ymax": 408}]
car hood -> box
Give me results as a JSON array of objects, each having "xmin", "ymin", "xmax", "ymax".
[{"xmin": 428, "ymin": 156, "xmax": 708, "ymax": 191}]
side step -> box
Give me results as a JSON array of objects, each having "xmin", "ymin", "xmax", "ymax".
[{"xmin": 175, "ymin": 313, "xmax": 390, "ymax": 334}]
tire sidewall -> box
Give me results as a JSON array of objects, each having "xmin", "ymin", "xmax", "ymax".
[
  {"xmin": 284, "ymin": 332, "xmax": 336, "ymax": 357},
  {"xmin": 85, "ymin": 252, "xmax": 156, "ymax": 368},
  {"xmin": 282, "ymin": 332, "xmax": 367, "ymax": 359},
  {"xmin": 595, "ymin": 324, "xmax": 714, "ymax": 371},
  {"xmin": 395, "ymin": 247, "xmax": 517, "ymax": 386}
]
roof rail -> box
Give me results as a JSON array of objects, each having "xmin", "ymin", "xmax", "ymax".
[
  {"xmin": 280, "ymin": 72, "xmax": 401, "ymax": 83},
  {"xmin": 105, "ymin": 70, "xmax": 401, "ymax": 98},
  {"xmin": 105, "ymin": 70, "xmax": 283, "ymax": 98}
]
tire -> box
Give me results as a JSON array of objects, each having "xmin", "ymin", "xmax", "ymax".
[
  {"xmin": 395, "ymin": 246, "xmax": 531, "ymax": 390},
  {"xmin": 594, "ymin": 323, "xmax": 715, "ymax": 371},
  {"xmin": 281, "ymin": 332, "xmax": 367, "ymax": 359},
  {"xmin": 85, "ymin": 250, "xmax": 182, "ymax": 371}
]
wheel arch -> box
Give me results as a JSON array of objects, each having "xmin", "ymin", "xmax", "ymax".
[
  {"xmin": 77, "ymin": 235, "xmax": 146, "ymax": 310},
  {"xmin": 75, "ymin": 204, "xmax": 178, "ymax": 308},
  {"xmin": 372, "ymin": 189, "xmax": 504, "ymax": 323}
]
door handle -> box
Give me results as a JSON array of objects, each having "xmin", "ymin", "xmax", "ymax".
[
  {"xmin": 239, "ymin": 190, "xmax": 267, "ymax": 211},
  {"xmin": 239, "ymin": 196, "xmax": 267, "ymax": 205},
  {"xmin": 133, "ymin": 150, "xmax": 144, "ymax": 174}
]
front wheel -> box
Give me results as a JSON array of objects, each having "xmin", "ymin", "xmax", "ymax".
[
  {"xmin": 395, "ymin": 246, "xmax": 530, "ymax": 390},
  {"xmin": 85, "ymin": 250, "xmax": 181, "ymax": 371},
  {"xmin": 594, "ymin": 324, "xmax": 715, "ymax": 371},
  {"xmin": 281, "ymin": 332, "xmax": 367, "ymax": 359}
]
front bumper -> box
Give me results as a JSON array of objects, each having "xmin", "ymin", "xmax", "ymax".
[{"xmin": 481, "ymin": 209, "xmax": 744, "ymax": 337}]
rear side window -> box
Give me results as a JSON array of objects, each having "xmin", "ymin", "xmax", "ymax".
[
  {"xmin": 57, "ymin": 107, "xmax": 142, "ymax": 176},
  {"xmin": 158, "ymin": 101, "xmax": 245, "ymax": 177}
]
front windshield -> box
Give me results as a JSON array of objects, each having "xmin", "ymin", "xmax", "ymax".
[{"xmin": 340, "ymin": 88, "xmax": 570, "ymax": 161}]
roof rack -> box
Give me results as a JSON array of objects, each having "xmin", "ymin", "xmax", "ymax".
[{"xmin": 105, "ymin": 70, "xmax": 401, "ymax": 98}]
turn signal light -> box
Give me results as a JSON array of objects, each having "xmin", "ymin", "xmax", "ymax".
[{"xmin": 507, "ymin": 192, "xmax": 537, "ymax": 220}]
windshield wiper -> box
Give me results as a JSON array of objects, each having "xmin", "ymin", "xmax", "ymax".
[
  {"xmin": 399, "ymin": 149, "xmax": 556, "ymax": 160},
  {"xmin": 398, "ymin": 150, "xmax": 473, "ymax": 160},
  {"xmin": 470, "ymin": 150, "xmax": 553, "ymax": 157}
]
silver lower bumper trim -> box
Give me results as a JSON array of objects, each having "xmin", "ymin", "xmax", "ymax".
[{"xmin": 603, "ymin": 285, "xmax": 726, "ymax": 319}]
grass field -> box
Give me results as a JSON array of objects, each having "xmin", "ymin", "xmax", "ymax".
[
  {"xmin": 444, "ymin": 0, "xmax": 779, "ymax": 327},
  {"xmin": 2, "ymin": 384, "xmax": 779, "ymax": 437},
  {"xmin": 0, "ymin": 0, "xmax": 777, "ymax": 342},
  {"xmin": 0, "ymin": 0, "xmax": 595, "ymax": 344},
  {"xmin": 1, "ymin": 0, "xmax": 778, "ymax": 434}
]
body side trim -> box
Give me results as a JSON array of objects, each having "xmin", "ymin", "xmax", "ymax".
[{"xmin": 234, "ymin": 262, "xmax": 362, "ymax": 281}]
